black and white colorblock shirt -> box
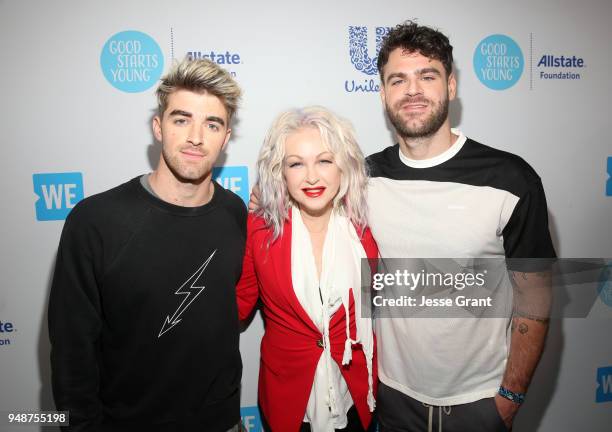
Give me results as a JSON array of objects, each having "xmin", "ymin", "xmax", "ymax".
[{"xmin": 367, "ymin": 129, "xmax": 556, "ymax": 405}]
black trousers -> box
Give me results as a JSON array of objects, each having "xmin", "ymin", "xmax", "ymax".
[{"xmin": 377, "ymin": 382, "xmax": 508, "ymax": 432}]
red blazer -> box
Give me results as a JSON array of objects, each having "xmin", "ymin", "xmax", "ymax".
[{"xmin": 237, "ymin": 211, "xmax": 378, "ymax": 432}]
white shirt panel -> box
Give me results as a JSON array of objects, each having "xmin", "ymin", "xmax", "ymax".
[{"xmin": 367, "ymin": 175, "xmax": 520, "ymax": 405}]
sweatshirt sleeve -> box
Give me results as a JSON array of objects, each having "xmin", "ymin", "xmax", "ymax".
[{"xmin": 48, "ymin": 205, "xmax": 104, "ymax": 431}]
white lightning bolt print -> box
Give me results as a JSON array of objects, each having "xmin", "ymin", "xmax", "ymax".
[{"xmin": 158, "ymin": 249, "xmax": 217, "ymax": 338}]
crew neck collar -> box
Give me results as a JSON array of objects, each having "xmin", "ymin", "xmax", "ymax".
[
  {"xmin": 133, "ymin": 175, "xmax": 223, "ymax": 216},
  {"xmin": 398, "ymin": 128, "xmax": 467, "ymax": 169}
]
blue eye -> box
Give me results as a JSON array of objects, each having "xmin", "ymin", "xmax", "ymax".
[{"xmin": 208, "ymin": 123, "xmax": 220, "ymax": 131}]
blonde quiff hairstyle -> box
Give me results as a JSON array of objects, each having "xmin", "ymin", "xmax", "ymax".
[
  {"xmin": 255, "ymin": 106, "xmax": 369, "ymax": 240},
  {"xmin": 156, "ymin": 58, "xmax": 241, "ymax": 119}
]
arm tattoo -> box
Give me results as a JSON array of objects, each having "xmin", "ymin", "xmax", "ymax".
[
  {"xmin": 513, "ymin": 310, "xmax": 550, "ymax": 324},
  {"xmin": 518, "ymin": 323, "xmax": 529, "ymax": 334}
]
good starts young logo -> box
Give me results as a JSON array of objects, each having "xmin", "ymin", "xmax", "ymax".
[
  {"xmin": 473, "ymin": 34, "xmax": 524, "ymax": 90},
  {"xmin": 100, "ymin": 30, "xmax": 164, "ymax": 93}
]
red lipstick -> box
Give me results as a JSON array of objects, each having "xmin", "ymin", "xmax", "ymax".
[{"xmin": 302, "ymin": 187, "xmax": 326, "ymax": 198}]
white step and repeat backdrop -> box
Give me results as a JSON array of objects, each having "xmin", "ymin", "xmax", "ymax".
[{"xmin": 1, "ymin": 0, "xmax": 611, "ymax": 430}]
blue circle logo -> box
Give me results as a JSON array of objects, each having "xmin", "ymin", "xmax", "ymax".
[
  {"xmin": 100, "ymin": 30, "xmax": 164, "ymax": 93},
  {"xmin": 598, "ymin": 262, "xmax": 612, "ymax": 308},
  {"xmin": 473, "ymin": 34, "xmax": 523, "ymax": 90}
]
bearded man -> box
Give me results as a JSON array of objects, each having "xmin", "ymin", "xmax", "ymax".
[{"xmin": 368, "ymin": 21, "xmax": 556, "ymax": 432}]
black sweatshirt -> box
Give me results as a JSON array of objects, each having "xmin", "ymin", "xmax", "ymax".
[{"xmin": 48, "ymin": 177, "xmax": 246, "ymax": 432}]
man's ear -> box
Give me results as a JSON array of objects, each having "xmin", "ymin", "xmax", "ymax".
[
  {"xmin": 222, "ymin": 128, "xmax": 231, "ymax": 150},
  {"xmin": 379, "ymin": 81, "xmax": 387, "ymax": 106},
  {"xmin": 448, "ymin": 71, "xmax": 457, "ymax": 101},
  {"xmin": 152, "ymin": 115, "xmax": 163, "ymax": 142}
]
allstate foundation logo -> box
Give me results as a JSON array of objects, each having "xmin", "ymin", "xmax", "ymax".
[
  {"xmin": 606, "ymin": 157, "xmax": 612, "ymax": 196},
  {"xmin": 0, "ymin": 319, "xmax": 16, "ymax": 348},
  {"xmin": 33, "ymin": 173, "xmax": 84, "ymax": 221},
  {"xmin": 213, "ymin": 166, "xmax": 249, "ymax": 204},
  {"xmin": 344, "ymin": 26, "xmax": 391, "ymax": 93},
  {"xmin": 596, "ymin": 366, "xmax": 612, "ymax": 403},
  {"xmin": 187, "ymin": 50, "xmax": 241, "ymax": 77},
  {"xmin": 187, "ymin": 51, "xmax": 241, "ymax": 66},
  {"xmin": 240, "ymin": 406, "xmax": 262, "ymax": 431},
  {"xmin": 473, "ymin": 34, "xmax": 524, "ymax": 90},
  {"xmin": 598, "ymin": 261, "xmax": 612, "ymax": 307},
  {"xmin": 100, "ymin": 30, "xmax": 164, "ymax": 93},
  {"xmin": 536, "ymin": 53, "xmax": 585, "ymax": 81}
]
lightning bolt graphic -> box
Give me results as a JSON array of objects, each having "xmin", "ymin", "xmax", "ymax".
[{"xmin": 158, "ymin": 249, "xmax": 217, "ymax": 338}]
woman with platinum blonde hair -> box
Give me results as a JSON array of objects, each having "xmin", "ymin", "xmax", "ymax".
[{"xmin": 237, "ymin": 106, "xmax": 378, "ymax": 432}]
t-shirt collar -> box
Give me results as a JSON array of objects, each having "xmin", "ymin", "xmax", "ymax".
[{"xmin": 398, "ymin": 128, "xmax": 467, "ymax": 168}]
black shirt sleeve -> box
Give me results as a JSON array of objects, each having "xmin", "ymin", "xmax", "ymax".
[
  {"xmin": 502, "ymin": 179, "xmax": 557, "ymax": 270},
  {"xmin": 48, "ymin": 203, "xmax": 104, "ymax": 431}
]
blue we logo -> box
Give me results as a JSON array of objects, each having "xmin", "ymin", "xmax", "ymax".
[
  {"xmin": 240, "ymin": 406, "xmax": 262, "ymax": 432},
  {"xmin": 348, "ymin": 26, "xmax": 391, "ymax": 75},
  {"xmin": 606, "ymin": 157, "xmax": 612, "ymax": 196},
  {"xmin": 596, "ymin": 366, "xmax": 612, "ymax": 403},
  {"xmin": 213, "ymin": 166, "xmax": 249, "ymax": 204},
  {"xmin": 33, "ymin": 173, "xmax": 84, "ymax": 221}
]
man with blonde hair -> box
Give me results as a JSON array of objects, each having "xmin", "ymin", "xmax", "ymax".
[{"xmin": 49, "ymin": 58, "xmax": 246, "ymax": 431}]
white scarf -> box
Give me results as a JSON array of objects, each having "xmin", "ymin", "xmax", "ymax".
[{"xmin": 291, "ymin": 206, "xmax": 375, "ymax": 431}]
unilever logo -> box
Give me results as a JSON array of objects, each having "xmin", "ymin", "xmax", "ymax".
[
  {"xmin": 0, "ymin": 319, "xmax": 15, "ymax": 347},
  {"xmin": 596, "ymin": 366, "xmax": 612, "ymax": 403},
  {"xmin": 213, "ymin": 166, "xmax": 249, "ymax": 204},
  {"xmin": 597, "ymin": 261, "xmax": 612, "ymax": 307},
  {"xmin": 473, "ymin": 34, "xmax": 524, "ymax": 90},
  {"xmin": 345, "ymin": 26, "xmax": 391, "ymax": 93},
  {"xmin": 240, "ymin": 406, "xmax": 262, "ymax": 431},
  {"xmin": 606, "ymin": 157, "xmax": 612, "ymax": 196},
  {"xmin": 33, "ymin": 173, "xmax": 84, "ymax": 221},
  {"xmin": 100, "ymin": 30, "xmax": 164, "ymax": 93},
  {"xmin": 349, "ymin": 26, "xmax": 390, "ymax": 75}
]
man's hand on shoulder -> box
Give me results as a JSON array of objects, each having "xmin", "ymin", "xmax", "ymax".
[{"xmin": 248, "ymin": 184, "xmax": 261, "ymax": 212}]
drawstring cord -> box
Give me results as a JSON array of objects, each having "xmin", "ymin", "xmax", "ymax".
[{"xmin": 422, "ymin": 403, "xmax": 452, "ymax": 432}]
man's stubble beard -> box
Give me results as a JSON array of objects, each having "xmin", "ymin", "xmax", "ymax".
[
  {"xmin": 161, "ymin": 146, "xmax": 212, "ymax": 184},
  {"xmin": 385, "ymin": 94, "xmax": 449, "ymax": 139}
]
